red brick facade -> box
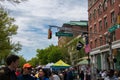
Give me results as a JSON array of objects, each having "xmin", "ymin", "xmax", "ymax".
[
  {"xmin": 58, "ymin": 21, "xmax": 88, "ymax": 47},
  {"xmin": 88, "ymin": 0, "xmax": 120, "ymax": 49}
]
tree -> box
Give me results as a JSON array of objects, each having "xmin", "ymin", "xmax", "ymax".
[
  {"xmin": 47, "ymin": 45, "xmax": 63, "ymax": 63},
  {"xmin": 0, "ymin": 8, "xmax": 21, "ymax": 63},
  {"xmin": 36, "ymin": 45, "xmax": 67, "ymax": 65},
  {"xmin": 36, "ymin": 48, "xmax": 49, "ymax": 65},
  {"xmin": 65, "ymin": 37, "xmax": 86, "ymax": 65},
  {"xmin": 28, "ymin": 57, "xmax": 39, "ymax": 67},
  {"xmin": 19, "ymin": 55, "xmax": 26, "ymax": 67}
]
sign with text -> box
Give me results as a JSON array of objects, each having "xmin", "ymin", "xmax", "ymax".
[
  {"xmin": 108, "ymin": 24, "xmax": 120, "ymax": 33},
  {"xmin": 55, "ymin": 32, "xmax": 73, "ymax": 37}
]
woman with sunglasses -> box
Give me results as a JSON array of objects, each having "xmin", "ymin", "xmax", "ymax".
[
  {"xmin": 17, "ymin": 63, "xmax": 35, "ymax": 80},
  {"xmin": 37, "ymin": 68, "xmax": 50, "ymax": 80}
]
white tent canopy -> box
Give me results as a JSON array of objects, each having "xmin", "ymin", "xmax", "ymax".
[{"xmin": 44, "ymin": 63, "xmax": 54, "ymax": 68}]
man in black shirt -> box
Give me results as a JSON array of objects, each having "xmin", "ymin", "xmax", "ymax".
[{"xmin": 0, "ymin": 54, "xmax": 19, "ymax": 80}]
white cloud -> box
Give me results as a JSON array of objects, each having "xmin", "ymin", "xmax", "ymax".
[{"xmin": 1, "ymin": 0, "xmax": 88, "ymax": 60}]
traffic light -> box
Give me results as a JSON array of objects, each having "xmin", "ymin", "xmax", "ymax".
[
  {"xmin": 76, "ymin": 41, "xmax": 84, "ymax": 50},
  {"xmin": 48, "ymin": 28, "xmax": 52, "ymax": 39}
]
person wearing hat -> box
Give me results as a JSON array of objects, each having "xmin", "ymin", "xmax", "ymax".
[{"xmin": 17, "ymin": 63, "xmax": 35, "ymax": 80}]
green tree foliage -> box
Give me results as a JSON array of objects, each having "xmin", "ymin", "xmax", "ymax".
[
  {"xmin": 47, "ymin": 45, "xmax": 63, "ymax": 63},
  {"xmin": 65, "ymin": 37, "xmax": 86, "ymax": 64},
  {"xmin": 35, "ymin": 45, "xmax": 66, "ymax": 65},
  {"xmin": 0, "ymin": 8, "xmax": 22, "ymax": 62},
  {"xmin": 28, "ymin": 57, "xmax": 39, "ymax": 67},
  {"xmin": 60, "ymin": 47, "xmax": 70, "ymax": 64},
  {"xmin": 19, "ymin": 55, "xmax": 26, "ymax": 67}
]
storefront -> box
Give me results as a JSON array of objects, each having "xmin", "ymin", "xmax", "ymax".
[{"xmin": 90, "ymin": 40, "xmax": 120, "ymax": 70}]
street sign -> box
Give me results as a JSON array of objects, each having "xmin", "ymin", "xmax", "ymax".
[
  {"xmin": 55, "ymin": 32, "xmax": 73, "ymax": 37},
  {"xmin": 108, "ymin": 24, "xmax": 120, "ymax": 33}
]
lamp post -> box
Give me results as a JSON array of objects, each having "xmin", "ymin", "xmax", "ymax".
[
  {"xmin": 107, "ymin": 33, "xmax": 114, "ymax": 70},
  {"xmin": 82, "ymin": 32, "xmax": 90, "ymax": 66}
]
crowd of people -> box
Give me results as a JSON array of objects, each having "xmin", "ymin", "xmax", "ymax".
[
  {"xmin": 93, "ymin": 68, "xmax": 120, "ymax": 80},
  {"xmin": 0, "ymin": 54, "xmax": 91, "ymax": 80},
  {"xmin": 1, "ymin": 54, "xmax": 120, "ymax": 80}
]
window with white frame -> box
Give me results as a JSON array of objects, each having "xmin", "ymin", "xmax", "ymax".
[
  {"xmin": 99, "ymin": 20, "xmax": 102, "ymax": 31},
  {"xmin": 110, "ymin": 0, "xmax": 115, "ymax": 5},
  {"xmin": 94, "ymin": 24, "xmax": 97, "ymax": 33},
  {"xmin": 111, "ymin": 31, "xmax": 116, "ymax": 41},
  {"xmin": 98, "ymin": 4, "xmax": 102, "ymax": 15},
  {"xmin": 99, "ymin": 37, "xmax": 103, "ymax": 46},
  {"xmin": 103, "ymin": 0, "xmax": 107, "ymax": 11},
  {"xmin": 90, "ymin": 27, "xmax": 92, "ymax": 37},
  {"xmin": 104, "ymin": 35, "xmax": 107, "ymax": 44},
  {"xmin": 111, "ymin": 11, "xmax": 115, "ymax": 25},
  {"xmin": 95, "ymin": 39, "xmax": 97, "ymax": 47},
  {"xmin": 90, "ymin": 42, "xmax": 92, "ymax": 49},
  {"xmin": 104, "ymin": 17, "xmax": 108, "ymax": 28}
]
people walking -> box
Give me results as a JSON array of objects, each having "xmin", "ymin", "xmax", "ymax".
[
  {"xmin": 79, "ymin": 70, "xmax": 84, "ymax": 80},
  {"xmin": 52, "ymin": 71, "xmax": 60, "ymax": 80},
  {"xmin": 66, "ymin": 68, "xmax": 74, "ymax": 80},
  {"xmin": 0, "ymin": 54, "xmax": 20, "ymax": 80},
  {"xmin": 17, "ymin": 63, "xmax": 35, "ymax": 80},
  {"xmin": 37, "ymin": 68, "xmax": 49, "ymax": 80}
]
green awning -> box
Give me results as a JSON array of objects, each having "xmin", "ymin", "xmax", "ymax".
[
  {"xmin": 64, "ymin": 21, "xmax": 88, "ymax": 26},
  {"xmin": 77, "ymin": 59, "xmax": 88, "ymax": 65}
]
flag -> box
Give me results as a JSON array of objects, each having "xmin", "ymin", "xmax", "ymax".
[{"xmin": 85, "ymin": 44, "xmax": 91, "ymax": 53}]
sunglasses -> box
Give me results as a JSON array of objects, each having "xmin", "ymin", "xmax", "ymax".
[{"xmin": 27, "ymin": 67, "xmax": 32, "ymax": 70}]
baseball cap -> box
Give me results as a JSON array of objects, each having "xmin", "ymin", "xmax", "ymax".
[{"xmin": 23, "ymin": 63, "xmax": 32, "ymax": 68}]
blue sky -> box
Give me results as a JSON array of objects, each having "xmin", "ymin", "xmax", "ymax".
[{"xmin": 1, "ymin": 0, "xmax": 88, "ymax": 60}]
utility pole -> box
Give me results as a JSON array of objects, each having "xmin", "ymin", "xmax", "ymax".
[
  {"xmin": 107, "ymin": 32, "xmax": 114, "ymax": 70},
  {"xmin": 83, "ymin": 32, "xmax": 90, "ymax": 66}
]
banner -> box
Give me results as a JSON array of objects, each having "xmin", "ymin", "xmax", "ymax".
[{"xmin": 85, "ymin": 44, "xmax": 91, "ymax": 53}]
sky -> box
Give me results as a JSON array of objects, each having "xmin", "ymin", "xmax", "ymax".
[{"xmin": 0, "ymin": 0, "xmax": 88, "ymax": 60}]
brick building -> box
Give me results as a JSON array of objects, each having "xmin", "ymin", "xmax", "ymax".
[
  {"xmin": 88, "ymin": 0, "xmax": 120, "ymax": 70},
  {"xmin": 58, "ymin": 21, "xmax": 88, "ymax": 47}
]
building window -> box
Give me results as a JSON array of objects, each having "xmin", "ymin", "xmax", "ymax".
[
  {"xmin": 99, "ymin": 20, "xmax": 102, "ymax": 31},
  {"xmin": 98, "ymin": 4, "xmax": 102, "ymax": 15},
  {"xmin": 89, "ymin": 0, "xmax": 92, "ymax": 8},
  {"xmin": 111, "ymin": 31, "xmax": 116, "ymax": 41},
  {"xmin": 110, "ymin": 0, "xmax": 115, "ymax": 5},
  {"xmin": 90, "ymin": 42, "xmax": 92, "ymax": 49},
  {"xmin": 104, "ymin": 35, "xmax": 107, "ymax": 44},
  {"xmin": 103, "ymin": 0, "xmax": 107, "ymax": 11},
  {"xmin": 104, "ymin": 17, "xmax": 108, "ymax": 28},
  {"xmin": 90, "ymin": 27, "xmax": 92, "ymax": 37},
  {"xmin": 95, "ymin": 39, "xmax": 97, "ymax": 47},
  {"xmin": 89, "ymin": 13, "xmax": 92, "ymax": 20},
  {"xmin": 93, "ymin": 9, "xmax": 97, "ymax": 19},
  {"xmin": 99, "ymin": 37, "xmax": 103, "ymax": 46},
  {"xmin": 111, "ymin": 11, "xmax": 115, "ymax": 25},
  {"xmin": 94, "ymin": 24, "xmax": 97, "ymax": 33},
  {"xmin": 89, "ymin": 13, "xmax": 92, "ymax": 24}
]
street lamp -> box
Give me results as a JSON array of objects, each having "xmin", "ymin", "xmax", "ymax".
[
  {"xmin": 107, "ymin": 32, "xmax": 114, "ymax": 69},
  {"xmin": 81, "ymin": 32, "xmax": 91, "ymax": 66}
]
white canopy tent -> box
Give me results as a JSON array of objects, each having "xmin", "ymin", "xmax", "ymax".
[{"xmin": 44, "ymin": 63, "xmax": 54, "ymax": 68}]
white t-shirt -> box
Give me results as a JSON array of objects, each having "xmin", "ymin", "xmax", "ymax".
[{"xmin": 53, "ymin": 74, "xmax": 60, "ymax": 80}]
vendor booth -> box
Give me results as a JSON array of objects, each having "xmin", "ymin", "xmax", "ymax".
[{"xmin": 51, "ymin": 60, "xmax": 70, "ymax": 70}]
